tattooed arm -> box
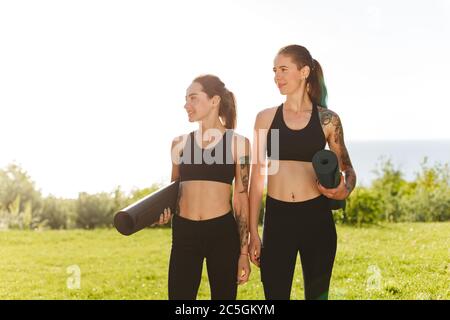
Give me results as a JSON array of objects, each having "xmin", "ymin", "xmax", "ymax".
[
  {"xmin": 318, "ymin": 107, "xmax": 357, "ymax": 199},
  {"xmin": 233, "ymin": 134, "xmax": 251, "ymax": 284},
  {"xmin": 232, "ymin": 134, "xmax": 251, "ymax": 254}
]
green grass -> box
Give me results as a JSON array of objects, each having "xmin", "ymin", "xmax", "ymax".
[{"xmin": 0, "ymin": 222, "xmax": 449, "ymax": 300}]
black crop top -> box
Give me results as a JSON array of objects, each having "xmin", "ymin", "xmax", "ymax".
[
  {"xmin": 179, "ymin": 130, "xmax": 235, "ymax": 184},
  {"xmin": 266, "ymin": 103, "xmax": 326, "ymax": 162}
]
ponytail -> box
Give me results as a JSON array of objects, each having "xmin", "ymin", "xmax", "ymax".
[
  {"xmin": 307, "ymin": 59, "xmax": 328, "ymax": 108},
  {"xmin": 219, "ymin": 89, "xmax": 237, "ymax": 129}
]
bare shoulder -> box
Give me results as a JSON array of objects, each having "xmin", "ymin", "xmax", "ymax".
[
  {"xmin": 172, "ymin": 133, "xmax": 189, "ymax": 146},
  {"xmin": 257, "ymin": 106, "xmax": 278, "ymax": 120},
  {"xmin": 255, "ymin": 106, "xmax": 279, "ymax": 128},
  {"xmin": 171, "ymin": 133, "xmax": 190, "ymax": 156}
]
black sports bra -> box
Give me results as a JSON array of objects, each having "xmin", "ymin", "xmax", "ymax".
[
  {"xmin": 266, "ymin": 103, "xmax": 326, "ymax": 162},
  {"xmin": 179, "ymin": 130, "xmax": 235, "ymax": 184}
]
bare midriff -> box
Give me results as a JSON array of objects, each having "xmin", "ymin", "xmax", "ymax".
[
  {"xmin": 267, "ymin": 160, "xmax": 321, "ymax": 202},
  {"xmin": 178, "ymin": 180, "xmax": 232, "ymax": 220}
]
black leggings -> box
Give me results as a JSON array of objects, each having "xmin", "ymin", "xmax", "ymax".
[
  {"xmin": 260, "ymin": 195, "xmax": 337, "ymax": 300},
  {"xmin": 168, "ymin": 212, "xmax": 240, "ymax": 300}
]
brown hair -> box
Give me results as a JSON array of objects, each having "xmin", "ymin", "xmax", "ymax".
[
  {"xmin": 278, "ymin": 45, "xmax": 328, "ymax": 108},
  {"xmin": 193, "ymin": 74, "xmax": 237, "ymax": 129}
]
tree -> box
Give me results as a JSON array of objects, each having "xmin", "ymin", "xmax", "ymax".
[{"xmin": 0, "ymin": 162, "xmax": 43, "ymax": 229}]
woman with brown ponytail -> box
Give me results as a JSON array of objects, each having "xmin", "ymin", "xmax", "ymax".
[
  {"xmin": 248, "ymin": 45, "xmax": 357, "ymax": 300},
  {"xmin": 153, "ymin": 74, "xmax": 251, "ymax": 300}
]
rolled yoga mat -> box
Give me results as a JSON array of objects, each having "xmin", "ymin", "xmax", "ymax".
[
  {"xmin": 114, "ymin": 180, "xmax": 180, "ymax": 236},
  {"xmin": 312, "ymin": 150, "xmax": 346, "ymax": 211}
]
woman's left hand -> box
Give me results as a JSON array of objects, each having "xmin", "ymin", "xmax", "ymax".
[
  {"xmin": 317, "ymin": 174, "xmax": 349, "ymax": 200},
  {"xmin": 237, "ymin": 254, "xmax": 251, "ymax": 285}
]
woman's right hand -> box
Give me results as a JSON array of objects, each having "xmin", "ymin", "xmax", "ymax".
[
  {"xmin": 151, "ymin": 208, "xmax": 172, "ymax": 226},
  {"xmin": 249, "ymin": 233, "xmax": 261, "ymax": 267}
]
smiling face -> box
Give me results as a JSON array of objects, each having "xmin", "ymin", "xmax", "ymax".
[
  {"xmin": 273, "ymin": 54, "xmax": 310, "ymax": 95},
  {"xmin": 184, "ymin": 81, "xmax": 216, "ymax": 123}
]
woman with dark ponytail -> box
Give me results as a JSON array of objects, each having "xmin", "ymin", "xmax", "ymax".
[
  {"xmin": 248, "ymin": 45, "xmax": 357, "ymax": 300},
  {"xmin": 153, "ymin": 74, "xmax": 251, "ymax": 300}
]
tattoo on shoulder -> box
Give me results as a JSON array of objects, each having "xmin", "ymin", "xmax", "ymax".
[
  {"xmin": 319, "ymin": 108, "xmax": 343, "ymax": 144},
  {"xmin": 318, "ymin": 107, "xmax": 334, "ymax": 126}
]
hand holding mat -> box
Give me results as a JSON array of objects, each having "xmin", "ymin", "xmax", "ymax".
[
  {"xmin": 114, "ymin": 180, "xmax": 180, "ymax": 236},
  {"xmin": 312, "ymin": 150, "xmax": 346, "ymax": 210}
]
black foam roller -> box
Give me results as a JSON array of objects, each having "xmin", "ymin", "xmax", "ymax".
[
  {"xmin": 312, "ymin": 150, "xmax": 346, "ymax": 210},
  {"xmin": 114, "ymin": 180, "xmax": 179, "ymax": 236}
]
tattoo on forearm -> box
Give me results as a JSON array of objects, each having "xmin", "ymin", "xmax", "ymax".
[
  {"xmin": 341, "ymin": 146, "xmax": 353, "ymax": 168},
  {"xmin": 344, "ymin": 168, "xmax": 357, "ymax": 193},
  {"xmin": 239, "ymin": 155, "xmax": 250, "ymax": 193},
  {"xmin": 319, "ymin": 107, "xmax": 356, "ymax": 194},
  {"xmin": 236, "ymin": 212, "xmax": 249, "ymax": 250},
  {"xmin": 338, "ymin": 128, "xmax": 356, "ymax": 193}
]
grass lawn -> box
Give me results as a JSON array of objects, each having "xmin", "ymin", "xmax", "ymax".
[{"xmin": 0, "ymin": 222, "xmax": 448, "ymax": 300}]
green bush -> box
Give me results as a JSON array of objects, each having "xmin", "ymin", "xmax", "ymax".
[
  {"xmin": 371, "ymin": 158, "xmax": 410, "ymax": 222},
  {"xmin": 39, "ymin": 196, "xmax": 76, "ymax": 229},
  {"xmin": 364, "ymin": 157, "xmax": 450, "ymax": 224},
  {"xmin": 337, "ymin": 187, "xmax": 381, "ymax": 226},
  {"xmin": 400, "ymin": 160, "xmax": 450, "ymax": 222},
  {"xmin": 0, "ymin": 194, "xmax": 46, "ymax": 230},
  {"xmin": 75, "ymin": 192, "xmax": 116, "ymax": 229}
]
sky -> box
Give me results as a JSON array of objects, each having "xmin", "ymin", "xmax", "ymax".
[{"xmin": 1, "ymin": 0, "xmax": 449, "ymax": 198}]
